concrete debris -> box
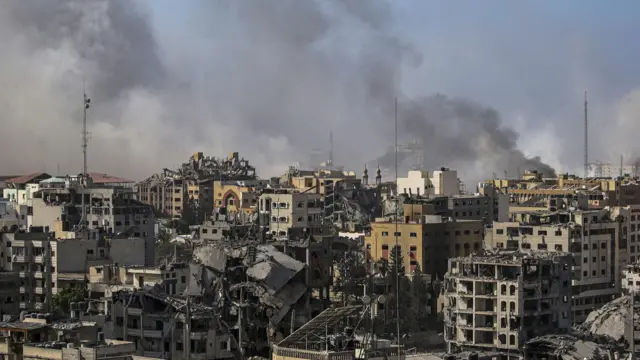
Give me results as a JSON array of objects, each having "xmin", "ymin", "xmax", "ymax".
[
  {"xmin": 579, "ymin": 295, "xmax": 638, "ymax": 341},
  {"xmin": 451, "ymin": 249, "xmax": 570, "ymax": 264},
  {"xmin": 190, "ymin": 242, "xmax": 308, "ymax": 327},
  {"xmin": 162, "ymin": 152, "xmax": 256, "ymax": 181},
  {"xmin": 524, "ymin": 333, "xmax": 626, "ymax": 360}
]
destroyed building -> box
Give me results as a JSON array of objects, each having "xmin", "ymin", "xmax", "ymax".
[
  {"xmin": 111, "ymin": 289, "xmax": 236, "ymax": 360},
  {"xmin": 579, "ymin": 294, "xmax": 640, "ymax": 351},
  {"xmin": 443, "ymin": 250, "xmax": 573, "ymax": 356},
  {"xmin": 487, "ymin": 209, "xmax": 622, "ymax": 322},
  {"xmin": 137, "ymin": 151, "xmax": 257, "ymax": 219},
  {"xmin": 189, "ymin": 242, "xmax": 320, "ymax": 356},
  {"xmin": 30, "ymin": 180, "xmax": 156, "ymax": 266}
]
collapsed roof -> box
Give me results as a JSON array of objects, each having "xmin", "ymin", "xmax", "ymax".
[
  {"xmin": 161, "ymin": 152, "xmax": 257, "ymax": 182},
  {"xmin": 579, "ymin": 295, "xmax": 638, "ymax": 341},
  {"xmin": 190, "ymin": 243, "xmax": 307, "ymax": 326}
]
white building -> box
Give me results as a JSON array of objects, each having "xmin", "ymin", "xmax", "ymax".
[
  {"xmin": 588, "ymin": 162, "xmax": 638, "ymax": 178},
  {"xmin": 397, "ymin": 168, "xmax": 460, "ymax": 197},
  {"xmin": 622, "ymin": 263, "xmax": 640, "ymax": 294}
]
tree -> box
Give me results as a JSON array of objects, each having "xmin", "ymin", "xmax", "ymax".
[
  {"xmin": 51, "ymin": 287, "xmax": 86, "ymax": 315},
  {"xmin": 333, "ymin": 252, "xmax": 368, "ymax": 305},
  {"xmin": 388, "ymin": 245, "xmax": 405, "ymax": 281},
  {"xmin": 411, "ymin": 264, "xmax": 432, "ymax": 331}
]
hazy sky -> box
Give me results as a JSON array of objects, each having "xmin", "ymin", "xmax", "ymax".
[
  {"xmin": 2, "ymin": 0, "xmax": 640, "ymax": 184},
  {"xmin": 149, "ymin": 0, "xmax": 640, "ymax": 176}
]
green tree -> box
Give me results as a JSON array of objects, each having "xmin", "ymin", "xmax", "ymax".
[
  {"xmin": 388, "ymin": 245, "xmax": 405, "ymax": 280},
  {"xmin": 411, "ymin": 264, "xmax": 431, "ymax": 331},
  {"xmin": 333, "ymin": 252, "xmax": 368, "ymax": 306},
  {"xmin": 51, "ymin": 287, "xmax": 86, "ymax": 315},
  {"xmin": 375, "ymin": 258, "xmax": 389, "ymax": 277}
]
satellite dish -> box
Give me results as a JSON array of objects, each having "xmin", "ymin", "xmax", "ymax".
[
  {"xmin": 362, "ymin": 295, "xmax": 372, "ymax": 305},
  {"xmin": 377, "ymin": 295, "xmax": 387, "ymax": 304}
]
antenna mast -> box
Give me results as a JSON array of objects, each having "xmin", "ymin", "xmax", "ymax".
[
  {"xmin": 329, "ymin": 131, "xmax": 334, "ymax": 167},
  {"xmin": 82, "ymin": 85, "xmax": 91, "ymax": 177},
  {"xmin": 584, "ymin": 90, "xmax": 588, "ymax": 181},
  {"xmin": 394, "ymin": 97, "xmax": 401, "ymax": 359}
]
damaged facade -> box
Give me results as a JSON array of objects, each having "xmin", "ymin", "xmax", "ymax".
[
  {"xmin": 487, "ymin": 209, "xmax": 622, "ymax": 322},
  {"xmin": 189, "ymin": 242, "xmax": 324, "ymax": 355},
  {"xmin": 137, "ymin": 152, "xmax": 258, "ymax": 219},
  {"xmin": 443, "ymin": 250, "xmax": 572, "ymax": 356}
]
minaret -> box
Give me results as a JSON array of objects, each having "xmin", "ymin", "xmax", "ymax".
[
  {"xmin": 362, "ymin": 165, "xmax": 369, "ymax": 185},
  {"xmin": 375, "ymin": 165, "xmax": 382, "ymax": 185}
]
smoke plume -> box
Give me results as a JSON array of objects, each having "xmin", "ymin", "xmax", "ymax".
[{"xmin": 0, "ymin": 0, "xmax": 608, "ymax": 183}]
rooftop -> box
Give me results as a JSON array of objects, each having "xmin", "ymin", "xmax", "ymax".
[
  {"xmin": 88, "ymin": 172, "xmax": 134, "ymax": 184},
  {"xmin": 450, "ymin": 249, "xmax": 570, "ymax": 265},
  {"xmin": 6, "ymin": 172, "xmax": 50, "ymax": 185}
]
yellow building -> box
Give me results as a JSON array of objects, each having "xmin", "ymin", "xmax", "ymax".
[
  {"xmin": 284, "ymin": 169, "xmax": 361, "ymax": 196},
  {"xmin": 213, "ymin": 180, "xmax": 260, "ymax": 215},
  {"xmin": 364, "ymin": 215, "xmax": 484, "ymax": 278}
]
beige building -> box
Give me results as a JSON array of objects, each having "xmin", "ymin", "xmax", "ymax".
[
  {"xmin": 442, "ymin": 251, "xmax": 573, "ymax": 355},
  {"xmin": 87, "ymin": 262, "xmax": 189, "ymax": 316},
  {"xmin": 31, "ymin": 185, "xmax": 155, "ymax": 266},
  {"xmin": 259, "ymin": 191, "xmax": 323, "ymax": 237},
  {"xmin": 486, "ymin": 209, "xmax": 622, "ymax": 322},
  {"xmin": 1, "ymin": 230, "xmax": 149, "ymax": 312},
  {"xmin": 283, "ymin": 168, "xmax": 361, "ymax": 196},
  {"xmin": 365, "ymin": 215, "xmax": 484, "ymax": 278}
]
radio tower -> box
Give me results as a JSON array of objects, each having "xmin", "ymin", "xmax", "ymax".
[
  {"xmin": 583, "ymin": 90, "xmax": 588, "ymax": 182},
  {"xmin": 82, "ymin": 88, "xmax": 91, "ymax": 177}
]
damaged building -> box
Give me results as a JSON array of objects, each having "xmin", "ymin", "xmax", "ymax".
[
  {"xmin": 189, "ymin": 242, "xmax": 325, "ymax": 357},
  {"xmin": 487, "ymin": 208, "xmax": 622, "ymax": 322},
  {"xmin": 443, "ymin": 250, "xmax": 573, "ymax": 356},
  {"xmin": 137, "ymin": 152, "xmax": 258, "ymax": 219},
  {"xmin": 111, "ymin": 289, "xmax": 236, "ymax": 360},
  {"xmin": 30, "ymin": 178, "xmax": 156, "ymax": 266}
]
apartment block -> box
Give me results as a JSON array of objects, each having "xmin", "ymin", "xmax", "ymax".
[
  {"xmin": 1, "ymin": 229, "xmax": 148, "ymax": 312},
  {"xmin": 31, "ymin": 184, "xmax": 155, "ymax": 266},
  {"xmin": 259, "ymin": 191, "xmax": 323, "ymax": 237},
  {"xmin": 111, "ymin": 290, "xmax": 235, "ymax": 359},
  {"xmin": 486, "ymin": 209, "xmax": 621, "ymax": 322},
  {"xmin": 137, "ymin": 151, "xmax": 258, "ymax": 219},
  {"xmin": 397, "ymin": 168, "xmax": 460, "ymax": 197},
  {"xmin": 365, "ymin": 215, "xmax": 484, "ymax": 277},
  {"xmin": 443, "ymin": 251, "xmax": 572, "ymax": 355},
  {"xmin": 87, "ymin": 262, "xmax": 189, "ymax": 317}
]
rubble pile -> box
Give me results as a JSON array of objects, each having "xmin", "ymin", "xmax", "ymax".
[
  {"xmin": 190, "ymin": 242, "xmax": 308, "ymax": 346},
  {"xmin": 524, "ymin": 333, "xmax": 625, "ymax": 360},
  {"xmin": 162, "ymin": 152, "xmax": 257, "ymax": 181},
  {"xmin": 579, "ymin": 295, "xmax": 637, "ymax": 341}
]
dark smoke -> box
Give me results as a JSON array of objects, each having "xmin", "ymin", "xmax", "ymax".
[
  {"xmin": 0, "ymin": 0, "xmax": 557, "ymax": 183},
  {"xmin": 373, "ymin": 95, "xmax": 557, "ymax": 183}
]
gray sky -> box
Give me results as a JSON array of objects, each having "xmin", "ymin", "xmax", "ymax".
[{"xmin": 1, "ymin": 0, "xmax": 639, "ymax": 185}]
